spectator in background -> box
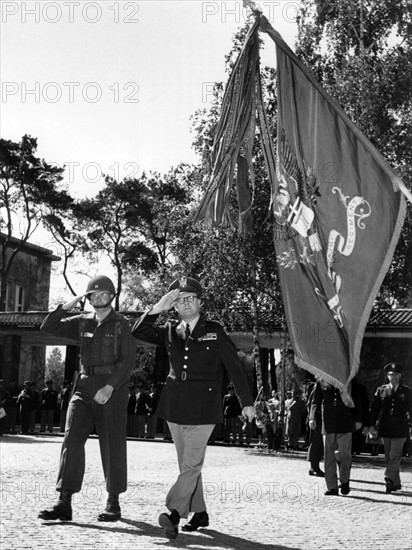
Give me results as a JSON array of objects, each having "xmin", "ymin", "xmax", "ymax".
[
  {"xmin": 58, "ymin": 380, "xmax": 71, "ymax": 433},
  {"xmin": 222, "ymin": 385, "xmax": 242, "ymax": 444},
  {"xmin": 306, "ymin": 382, "xmax": 324, "ymax": 477},
  {"xmin": 17, "ymin": 381, "xmax": 33, "ymax": 435},
  {"xmin": 146, "ymin": 384, "xmax": 160, "ymax": 439},
  {"xmin": 369, "ymin": 362, "xmax": 412, "ymax": 493},
  {"xmin": 40, "ymin": 380, "xmax": 58, "ymax": 433},
  {"xmin": 267, "ymin": 391, "xmax": 282, "ymax": 452},
  {"xmin": 309, "ymin": 379, "xmax": 362, "ymax": 496},
  {"xmin": 285, "ymin": 389, "xmax": 306, "ymax": 450},
  {"xmin": 5, "ymin": 379, "xmax": 19, "ymax": 433},
  {"xmin": 126, "ymin": 385, "xmax": 136, "ymax": 437},
  {"xmin": 254, "ymin": 391, "xmax": 269, "ymax": 448},
  {"xmin": 351, "ymin": 378, "xmax": 370, "ymax": 456},
  {"xmin": 0, "ymin": 380, "xmax": 10, "ymax": 436},
  {"xmin": 135, "ymin": 384, "xmax": 149, "ymax": 438},
  {"xmin": 29, "ymin": 382, "xmax": 39, "ymax": 433}
]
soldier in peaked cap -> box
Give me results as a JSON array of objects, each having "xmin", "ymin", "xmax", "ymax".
[
  {"xmin": 370, "ymin": 362, "xmax": 412, "ymax": 493},
  {"xmin": 168, "ymin": 276, "xmax": 203, "ymax": 296},
  {"xmin": 38, "ymin": 275, "xmax": 136, "ymax": 523},
  {"xmin": 132, "ymin": 276, "xmax": 255, "ymax": 539}
]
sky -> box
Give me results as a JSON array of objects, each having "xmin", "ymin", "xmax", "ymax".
[{"xmin": 1, "ymin": 0, "xmax": 299, "ymax": 297}]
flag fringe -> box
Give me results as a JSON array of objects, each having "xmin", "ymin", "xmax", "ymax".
[{"xmin": 295, "ymin": 356, "xmax": 354, "ymax": 407}]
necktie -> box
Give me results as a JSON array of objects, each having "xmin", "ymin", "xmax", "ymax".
[{"xmin": 185, "ymin": 324, "xmax": 191, "ymax": 342}]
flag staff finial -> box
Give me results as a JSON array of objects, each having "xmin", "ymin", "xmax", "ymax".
[{"xmin": 242, "ymin": 0, "xmax": 261, "ymax": 16}]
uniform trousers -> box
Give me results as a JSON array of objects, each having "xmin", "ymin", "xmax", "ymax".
[
  {"xmin": 136, "ymin": 414, "xmax": 147, "ymax": 438},
  {"xmin": 383, "ymin": 437, "xmax": 406, "ymax": 487},
  {"xmin": 307, "ymin": 428, "xmax": 323, "ymax": 469},
  {"xmin": 224, "ymin": 416, "xmax": 239, "ymax": 442},
  {"xmin": 30, "ymin": 410, "xmax": 37, "ymax": 432},
  {"xmin": 323, "ymin": 432, "xmax": 352, "ymax": 489},
  {"xmin": 166, "ymin": 422, "xmax": 215, "ymax": 518},
  {"xmin": 56, "ymin": 375, "xmax": 128, "ymax": 494},
  {"xmin": 40, "ymin": 409, "xmax": 55, "ymax": 432}
]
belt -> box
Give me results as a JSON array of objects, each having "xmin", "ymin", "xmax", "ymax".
[{"xmin": 80, "ymin": 365, "xmax": 113, "ymax": 376}]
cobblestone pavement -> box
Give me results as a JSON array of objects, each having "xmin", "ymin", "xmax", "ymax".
[{"xmin": 0, "ymin": 434, "xmax": 411, "ymax": 550}]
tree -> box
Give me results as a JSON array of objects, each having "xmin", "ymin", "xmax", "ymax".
[
  {"xmin": 72, "ymin": 165, "xmax": 194, "ymax": 310},
  {"xmin": 45, "ymin": 347, "xmax": 65, "ymax": 388},
  {"xmin": 0, "ymin": 135, "xmax": 72, "ymax": 310}
]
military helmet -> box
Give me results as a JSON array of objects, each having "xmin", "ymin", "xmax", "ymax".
[{"xmin": 85, "ymin": 275, "xmax": 116, "ymax": 296}]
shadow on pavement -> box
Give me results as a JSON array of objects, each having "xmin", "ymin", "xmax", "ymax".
[
  {"xmin": 121, "ymin": 519, "xmax": 302, "ymax": 549},
  {"xmin": 350, "ymin": 478, "xmax": 384, "ymax": 485},
  {"xmin": 40, "ymin": 518, "xmax": 302, "ymax": 549},
  {"xmin": 347, "ymin": 491, "xmax": 412, "ymax": 506},
  {"xmin": 0, "ymin": 435, "xmax": 63, "ymax": 444}
]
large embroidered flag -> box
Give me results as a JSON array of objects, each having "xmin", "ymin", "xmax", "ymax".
[
  {"xmin": 259, "ymin": 16, "xmax": 406, "ymax": 398},
  {"xmin": 195, "ymin": 13, "xmax": 407, "ymax": 400}
]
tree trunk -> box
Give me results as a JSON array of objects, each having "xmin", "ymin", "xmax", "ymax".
[{"xmin": 252, "ymin": 289, "xmax": 263, "ymax": 395}]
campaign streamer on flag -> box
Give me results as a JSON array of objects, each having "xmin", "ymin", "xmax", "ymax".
[
  {"xmin": 259, "ymin": 16, "xmax": 406, "ymax": 399},
  {"xmin": 195, "ymin": 17, "xmax": 261, "ymax": 233}
]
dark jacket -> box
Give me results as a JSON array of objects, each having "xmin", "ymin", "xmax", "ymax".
[
  {"xmin": 223, "ymin": 393, "xmax": 242, "ymax": 417},
  {"xmin": 370, "ymin": 383, "xmax": 412, "ymax": 438},
  {"xmin": 41, "ymin": 388, "xmax": 58, "ymax": 410},
  {"xmin": 40, "ymin": 306, "xmax": 136, "ymax": 391},
  {"xmin": 17, "ymin": 388, "xmax": 34, "ymax": 411},
  {"xmin": 309, "ymin": 381, "xmax": 362, "ymax": 435},
  {"xmin": 132, "ymin": 312, "xmax": 253, "ymax": 425},
  {"xmin": 0, "ymin": 387, "xmax": 10, "ymax": 408}
]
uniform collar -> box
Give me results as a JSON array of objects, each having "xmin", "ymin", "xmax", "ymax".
[{"xmin": 179, "ymin": 315, "xmax": 200, "ymax": 334}]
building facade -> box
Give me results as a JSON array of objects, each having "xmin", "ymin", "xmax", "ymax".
[{"xmin": 0, "ymin": 233, "xmax": 60, "ymax": 383}]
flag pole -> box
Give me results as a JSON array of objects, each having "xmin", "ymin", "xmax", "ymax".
[{"xmin": 398, "ymin": 180, "xmax": 412, "ymax": 204}]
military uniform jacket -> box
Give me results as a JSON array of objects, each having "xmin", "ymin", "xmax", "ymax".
[
  {"xmin": 370, "ymin": 384, "xmax": 412, "ymax": 438},
  {"xmin": 132, "ymin": 312, "xmax": 253, "ymax": 425},
  {"xmin": 309, "ymin": 381, "xmax": 362, "ymax": 435},
  {"xmin": 41, "ymin": 388, "xmax": 58, "ymax": 410},
  {"xmin": 41, "ymin": 306, "xmax": 136, "ymax": 391}
]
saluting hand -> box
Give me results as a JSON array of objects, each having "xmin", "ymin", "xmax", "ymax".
[
  {"xmin": 151, "ymin": 289, "xmax": 180, "ymax": 315},
  {"xmin": 94, "ymin": 385, "xmax": 114, "ymax": 405},
  {"xmin": 62, "ymin": 294, "xmax": 87, "ymax": 311}
]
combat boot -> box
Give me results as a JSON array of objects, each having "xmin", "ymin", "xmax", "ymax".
[
  {"xmin": 38, "ymin": 489, "xmax": 73, "ymax": 521},
  {"xmin": 97, "ymin": 493, "xmax": 121, "ymax": 522}
]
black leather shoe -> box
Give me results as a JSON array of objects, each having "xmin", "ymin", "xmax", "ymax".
[
  {"xmin": 385, "ymin": 477, "xmax": 394, "ymax": 494},
  {"xmin": 38, "ymin": 490, "xmax": 73, "ymax": 521},
  {"xmin": 309, "ymin": 469, "xmax": 325, "ymax": 477},
  {"xmin": 98, "ymin": 493, "xmax": 121, "ymax": 522},
  {"xmin": 182, "ymin": 511, "xmax": 209, "ymax": 532},
  {"xmin": 340, "ymin": 482, "xmax": 350, "ymax": 495},
  {"xmin": 159, "ymin": 510, "xmax": 180, "ymax": 539},
  {"xmin": 324, "ymin": 489, "xmax": 339, "ymax": 496}
]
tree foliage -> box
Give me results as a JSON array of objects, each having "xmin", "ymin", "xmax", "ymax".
[
  {"xmin": 72, "ymin": 165, "xmax": 195, "ymax": 310},
  {"xmin": 45, "ymin": 347, "xmax": 65, "ymax": 387},
  {"xmin": 0, "ymin": 135, "xmax": 72, "ymax": 310}
]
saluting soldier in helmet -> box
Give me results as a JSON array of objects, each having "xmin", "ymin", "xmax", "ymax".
[{"xmin": 38, "ymin": 275, "xmax": 136, "ymax": 522}]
